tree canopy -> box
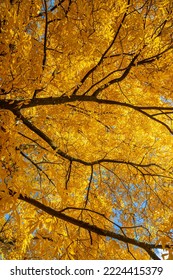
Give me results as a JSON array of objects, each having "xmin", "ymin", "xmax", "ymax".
[{"xmin": 0, "ymin": 0, "xmax": 173, "ymax": 260}]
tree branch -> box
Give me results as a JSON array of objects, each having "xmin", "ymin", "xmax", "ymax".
[
  {"xmin": 20, "ymin": 151, "xmax": 56, "ymax": 186},
  {"xmin": 11, "ymin": 110, "xmax": 171, "ymax": 173},
  {"xmin": 2, "ymin": 95, "xmax": 173, "ymax": 112},
  {"xmin": 1, "ymin": 96, "xmax": 172, "ymax": 135},
  {"xmin": 42, "ymin": 0, "xmax": 48, "ymax": 69},
  {"xmin": 7, "ymin": 188, "xmax": 161, "ymax": 260},
  {"xmin": 84, "ymin": 165, "xmax": 93, "ymax": 207},
  {"xmin": 71, "ymin": 0, "xmax": 131, "ymax": 96},
  {"xmin": 91, "ymin": 53, "xmax": 140, "ymax": 97}
]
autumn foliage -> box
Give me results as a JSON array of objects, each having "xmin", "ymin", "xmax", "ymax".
[{"xmin": 0, "ymin": 0, "xmax": 173, "ymax": 260}]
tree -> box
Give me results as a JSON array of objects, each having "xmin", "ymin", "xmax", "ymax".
[{"xmin": 0, "ymin": 0, "xmax": 173, "ymax": 260}]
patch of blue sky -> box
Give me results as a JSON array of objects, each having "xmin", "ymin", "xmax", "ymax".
[
  {"xmin": 48, "ymin": 0, "xmax": 56, "ymax": 11},
  {"xmin": 40, "ymin": 0, "xmax": 56, "ymax": 16},
  {"xmin": 5, "ymin": 213, "xmax": 11, "ymax": 221},
  {"xmin": 112, "ymin": 208, "xmax": 123, "ymax": 228},
  {"xmin": 160, "ymin": 96, "xmax": 173, "ymax": 106}
]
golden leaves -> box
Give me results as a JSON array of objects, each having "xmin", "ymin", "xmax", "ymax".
[{"xmin": 0, "ymin": 0, "xmax": 173, "ymax": 260}]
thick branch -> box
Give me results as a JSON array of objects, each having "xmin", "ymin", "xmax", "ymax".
[
  {"xmin": 1, "ymin": 96, "xmax": 173, "ymax": 112},
  {"xmin": 8, "ymin": 188, "xmax": 160, "ymax": 260},
  {"xmin": 1, "ymin": 96, "xmax": 172, "ymax": 135},
  {"xmin": 12, "ymin": 110, "xmax": 169, "ymax": 171}
]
